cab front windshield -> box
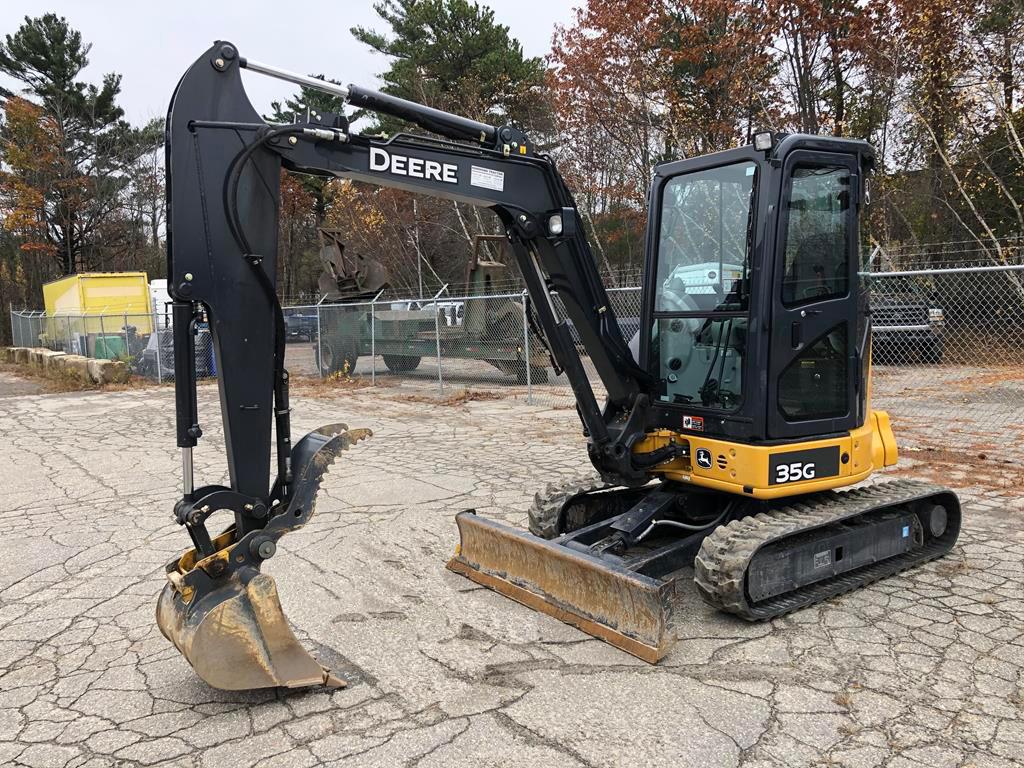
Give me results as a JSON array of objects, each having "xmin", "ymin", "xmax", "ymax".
[{"xmin": 653, "ymin": 161, "xmax": 756, "ymax": 411}]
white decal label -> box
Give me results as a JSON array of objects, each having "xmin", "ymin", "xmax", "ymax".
[
  {"xmin": 471, "ymin": 165, "xmax": 505, "ymax": 192},
  {"xmin": 369, "ymin": 147, "xmax": 458, "ymax": 184},
  {"xmin": 774, "ymin": 461, "xmax": 817, "ymax": 484}
]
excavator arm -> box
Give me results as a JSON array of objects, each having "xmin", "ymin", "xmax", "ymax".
[{"xmin": 158, "ymin": 41, "xmax": 662, "ymax": 690}]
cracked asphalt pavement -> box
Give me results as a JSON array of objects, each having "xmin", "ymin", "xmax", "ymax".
[{"xmin": 1, "ymin": 378, "xmax": 1022, "ymax": 767}]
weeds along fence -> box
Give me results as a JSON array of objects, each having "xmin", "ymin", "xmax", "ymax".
[
  {"xmin": 8, "ymin": 308, "xmax": 213, "ymax": 384},
  {"xmin": 9, "ymin": 262, "xmax": 1024, "ymax": 454}
]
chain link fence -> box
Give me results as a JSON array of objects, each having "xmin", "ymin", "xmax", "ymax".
[
  {"xmin": 9, "ymin": 260, "xmax": 1023, "ymax": 455},
  {"xmin": 279, "ymin": 263, "xmax": 1024, "ymax": 454},
  {"xmin": 864, "ymin": 263, "xmax": 1024, "ymax": 455},
  {"xmin": 8, "ymin": 308, "xmax": 214, "ymax": 384}
]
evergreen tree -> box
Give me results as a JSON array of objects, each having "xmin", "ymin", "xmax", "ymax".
[
  {"xmin": 351, "ymin": 0, "xmax": 549, "ymax": 133},
  {"xmin": 0, "ymin": 14, "xmax": 143, "ymax": 274},
  {"xmin": 266, "ymin": 78, "xmax": 349, "ymax": 225}
]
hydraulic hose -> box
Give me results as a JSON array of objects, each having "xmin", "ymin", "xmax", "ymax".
[{"xmin": 222, "ymin": 125, "xmax": 305, "ymax": 498}]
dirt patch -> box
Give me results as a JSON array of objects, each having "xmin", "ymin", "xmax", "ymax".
[
  {"xmin": 290, "ymin": 371, "xmax": 389, "ymax": 398},
  {"xmin": 946, "ymin": 367, "xmax": 1024, "ymax": 393},
  {"xmin": 391, "ymin": 389, "xmax": 505, "ymax": 406},
  {"xmin": 890, "ymin": 444, "xmax": 1024, "ymax": 493},
  {"xmin": 0, "ymin": 369, "xmax": 48, "ymax": 398}
]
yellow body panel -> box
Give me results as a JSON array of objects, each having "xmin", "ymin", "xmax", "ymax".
[{"xmin": 634, "ymin": 409, "xmax": 898, "ymax": 500}]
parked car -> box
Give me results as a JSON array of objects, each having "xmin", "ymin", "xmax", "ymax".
[
  {"xmin": 284, "ymin": 313, "xmax": 318, "ymax": 342},
  {"xmin": 871, "ymin": 279, "xmax": 944, "ymax": 364}
]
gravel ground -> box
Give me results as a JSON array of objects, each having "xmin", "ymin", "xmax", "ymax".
[{"xmin": 0, "ymin": 382, "xmax": 1022, "ymax": 768}]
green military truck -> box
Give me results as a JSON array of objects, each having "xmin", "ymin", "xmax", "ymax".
[{"xmin": 313, "ymin": 233, "xmax": 549, "ymax": 382}]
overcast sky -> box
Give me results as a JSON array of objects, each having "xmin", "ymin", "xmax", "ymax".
[{"xmin": 1, "ymin": 1, "xmax": 578, "ymax": 125}]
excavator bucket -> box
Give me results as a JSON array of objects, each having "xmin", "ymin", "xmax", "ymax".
[
  {"xmin": 447, "ymin": 512, "xmax": 675, "ymax": 662},
  {"xmin": 157, "ymin": 424, "xmax": 370, "ymax": 690}
]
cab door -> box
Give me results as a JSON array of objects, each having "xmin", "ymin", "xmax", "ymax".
[{"xmin": 766, "ymin": 151, "xmax": 861, "ymax": 440}]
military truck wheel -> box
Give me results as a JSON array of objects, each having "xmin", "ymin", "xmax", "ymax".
[
  {"xmin": 317, "ymin": 340, "xmax": 358, "ymax": 376},
  {"xmin": 383, "ymin": 354, "xmax": 421, "ymax": 373}
]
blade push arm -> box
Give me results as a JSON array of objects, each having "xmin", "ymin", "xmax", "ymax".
[{"xmin": 168, "ymin": 42, "xmax": 658, "ymax": 486}]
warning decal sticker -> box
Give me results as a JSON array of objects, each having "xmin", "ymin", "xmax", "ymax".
[
  {"xmin": 682, "ymin": 415, "xmax": 704, "ymax": 432},
  {"xmin": 471, "ymin": 166, "xmax": 505, "ymax": 192}
]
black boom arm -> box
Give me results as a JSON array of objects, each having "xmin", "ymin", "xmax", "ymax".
[{"xmin": 167, "ymin": 42, "xmax": 659, "ymax": 506}]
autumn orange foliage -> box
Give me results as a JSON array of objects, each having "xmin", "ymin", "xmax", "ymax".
[{"xmin": 0, "ymin": 97, "xmax": 61, "ymax": 257}]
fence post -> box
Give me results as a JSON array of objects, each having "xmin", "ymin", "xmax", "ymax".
[
  {"xmin": 98, "ymin": 314, "xmax": 107, "ymax": 359},
  {"xmin": 316, "ymin": 296, "xmax": 324, "ymax": 379},
  {"xmin": 522, "ymin": 290, "xmax": 532, "ymax": 404},
  {"xmin": 8, "ymin": 305, "xmax": 15, "ymax": 347},
  {"xmin": 434, "ymin": 301, "xmax": 443, "ymax": 394},
  {"xmin": 370, "ymin": 297, "xmax": 376, "ymax": 387},
  {"xmin": 153, "ymin": 313, "xmax": 163, "ymax": 383},
  {"xmin": 65, "ymin": 316, "xmax": 73, "ymax": 353},
  {"xmin": 368, "ymin": 288, "xmax": 385, "ymax": 387},
  {"xmin": 123, "ymin": 313, "xmax": 130, "ymax": 361},
  {"xmin": 430, "ymin": 284, "xmax": 448, "ymax": 394}
]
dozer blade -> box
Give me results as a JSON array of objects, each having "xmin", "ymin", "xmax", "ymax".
[
  {"xmin": 157, "ymin": 423, "xmax": 371, "ymax": 690},
  {"xmin": 447, "ymin": 511, "xmax": 675, "ymax": 662}
]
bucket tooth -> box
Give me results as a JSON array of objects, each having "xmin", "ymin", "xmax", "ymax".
[
  {"xmin": 447, "ymin": 511, "xmax": 674, "ymax": 662},
  {"xmin": 157, "ymin": 423, "xmax": 370, "ymax": 690}
]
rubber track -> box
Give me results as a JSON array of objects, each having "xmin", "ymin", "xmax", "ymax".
[
  {"xmin": 694, "ymin": 479, "xmax": 960, "ymax": 620},
  {"xmin": 527, "ymin": 474, "xmax": 613, "ymax": 539}
]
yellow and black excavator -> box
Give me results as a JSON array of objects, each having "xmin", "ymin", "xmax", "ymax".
[{"xmin": 157, "ymin": 42, "xmax": 961, "ymax": 689}]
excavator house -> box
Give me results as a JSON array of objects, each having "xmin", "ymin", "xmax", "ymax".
[{"xmin": 157, "ymin": 42, "xmax": 961, "ymax": 689}]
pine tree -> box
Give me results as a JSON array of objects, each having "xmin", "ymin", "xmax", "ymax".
[
  {"xmin": 0, "ymin": 14, "xmax": 142, "ymax": 274},
  {"xmin": 351, "ymin": 0, "xmax": 549, "ymax": 132}
]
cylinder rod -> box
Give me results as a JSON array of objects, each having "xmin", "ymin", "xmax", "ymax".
[
  {"xmin": 346, "ymin": 84, "xmax": 495, "ymax": 144},
  {"xmin": 239, "ymin": 57, "xmax": 350, "ymax": 100},
  {"xmin": 182, "ymin": 447, "xmax": 194, "ymax": 498}
]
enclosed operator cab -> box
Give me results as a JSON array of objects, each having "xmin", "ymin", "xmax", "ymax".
[{"xmin": 637, "ymin": 134, "xmax": 895, "ymax": 499}]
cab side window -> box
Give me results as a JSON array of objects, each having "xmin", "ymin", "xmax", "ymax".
[{"xmin": 781, "ymin": 167, "xmax": 850, "ymax": 307}]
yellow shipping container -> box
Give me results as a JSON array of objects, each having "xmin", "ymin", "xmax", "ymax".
[{"xmin": 42, "ymin": 272, "xmax": 152, "ymax": 353}]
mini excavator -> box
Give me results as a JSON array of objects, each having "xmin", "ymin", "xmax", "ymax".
[{"xmin": 157, "ymin": 42, "xmax": 961, "ymax": 689}]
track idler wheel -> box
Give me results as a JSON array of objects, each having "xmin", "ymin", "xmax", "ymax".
[{"xmin": 156, "ymin": 423, "xmax": 371, "ymax": 690}]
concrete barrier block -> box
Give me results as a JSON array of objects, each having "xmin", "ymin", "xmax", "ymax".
[
  {"xmin": 86, "ymin": 358, "xmax": 130, "ymax": 384},
  {"xmin": 105, "ymin": 360, "xmax": 129, "ymax": 384},
  {"xmin": 13, "ymin": 348, "xmax": 30, "ymax": 364},
  {"xmin": 86, "ymin": 358, "xmax": 103, "ymax": 383},
  {"xmin": 41, "ymin": 350, "xmax": 66, "ymax": 370},
  {"xmin": 63, "ymin": 355, "xmax": 92, "ymax": 382}
]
